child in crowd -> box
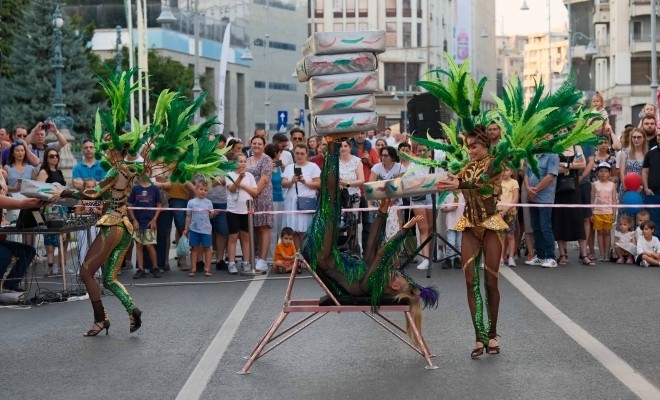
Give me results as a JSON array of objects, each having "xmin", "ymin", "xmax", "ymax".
[
  {"xmin": 591, "ymin": 162, "xmax": 617, "ymax": 261},
  {"xmin": 636, "ymin": 221, "xmax": 660, "ymax": 267},
  {"xmin": 635, "ymin": 210, "xmax": 650, "ymax": 242},
  {"xmin": 440, "ymin": 190, "xmax": 465, "ymax": 270},
  {"xmin": 273, "ymin": 227, "xmax": 297, "ymax": 274},
  {"xmin": 498, "ymin": 166, "xmax": 520, "ymax": 267},
  {"xmin": 127, "ymin": 174, "xmax": 162, "ymax": 279},
  {"xmin": 592, "ymin": 91, "xmax": 609, "ymax": 121},
  {"xmin": 638, "ymin": 103, "xmax": 657, "ymax": 126},
  {"xmin": 226, "ymin": 153, "xmax": 258, "ymax": 275},
  {"xmin": 183, "ymin": 180, "xmax": 219, "ymax": 277},
  {"xmin": 614, "ymin": 214, "xmax": 636, "ymax": 264}
]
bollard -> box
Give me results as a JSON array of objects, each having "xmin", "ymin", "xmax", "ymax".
[{"xmin": 240, "ymin": 199, "xmax": 266, "ymax": 276}]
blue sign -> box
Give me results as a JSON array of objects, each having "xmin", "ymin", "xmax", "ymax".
[
  {"xmin": 277, "ymin": 111, "xmax": 288, "ymax": 132},
  {"xmin": 299, "ymin": 109, "xmax": 305, "ymax": 128}
]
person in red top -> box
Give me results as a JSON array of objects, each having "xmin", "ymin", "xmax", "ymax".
[
  {"xmin": 310, "ymin": 136, "xmax": 327, "ymax": 169},
  {"xmin": 350, "ymin": 131, "xmax": 380, "ymax": 256}
]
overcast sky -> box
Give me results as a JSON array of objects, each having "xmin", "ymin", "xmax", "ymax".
[{"xmin": 496, "ymin": 0, "xmax": 569, "ymax": 36}]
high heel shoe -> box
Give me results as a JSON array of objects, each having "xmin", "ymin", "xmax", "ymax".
[
  {"xmin": 487, "ymin": 338, "xmax": 500, "ymax": 355},
  {"xmin": 470, "ymin": 342, "xmax": 485, "ymax": 359},
  {"xmin": 83, "ymin": 320, "xmax": 110, "ymax": 337},
  {"xmin": 129, "ymin": 307, "xmax": 142, "ymax": 333}
]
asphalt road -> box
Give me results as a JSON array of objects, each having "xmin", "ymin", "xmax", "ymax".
[{"xmin": 1, "ymin": 249, "xmax": 659, "ymax": 400}]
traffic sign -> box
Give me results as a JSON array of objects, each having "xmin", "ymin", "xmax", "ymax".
[
  {"xmin": 299, "ymin": 109, "xmax": 305, "ymax": 128},
  {"xmin": 277, "ymin": 111, "xmax": 288, "ymax": 132}
]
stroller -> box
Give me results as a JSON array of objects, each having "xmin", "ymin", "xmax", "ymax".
[{"xmin": 337, "ymin": 189, "xmax": 361, "ymax": 257}]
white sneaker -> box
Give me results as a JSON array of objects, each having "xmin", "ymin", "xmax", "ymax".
[
  {"xmin": 525, "ymin": 257, "xmax": 543, "ymax": 266},
  {"xmin": 507, "ymin": 257, "xmax": 517, "ymax": 268},
  {"xmin": 541, "ymin": 258, "xmax": 558, "ymax": 268},
  {"xmin": 416, "ymin": 259, "xmax": 429, "ymax": 270},
  {"xmin": 227, "ymin": 262, "xmax": 238, "ymax": 275},
  {"xmin": 241, "ymin": 262, "xmax": 251, "ymax": 272},
  {"xmin": 640, "ymin": 260, "xmax": 650, "ymax": 268},
  {"xmin": 256, "ymin": 258, "xmax": 269, "ymax": 272},
  {"xmin": 500, "ymin": 258, "xmax": 507, "ymax": 267}
]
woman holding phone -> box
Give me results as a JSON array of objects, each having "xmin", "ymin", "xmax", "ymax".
[{"xmin": 281, "ymin": 143, "xmax": 321, "ymax": 248}]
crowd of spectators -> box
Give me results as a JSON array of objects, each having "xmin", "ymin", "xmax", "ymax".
[{"xmin": 6, "ymin": 104, "xmax": 660, "ymax": 294}]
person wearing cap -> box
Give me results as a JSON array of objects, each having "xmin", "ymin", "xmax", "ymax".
[
  {"xmin": 523, "ymin": 150, "xmax": 560, "ymax": 268},
  {"xmin": 591, "ymin": 162, "xmax": 617, "ymax": 261}
]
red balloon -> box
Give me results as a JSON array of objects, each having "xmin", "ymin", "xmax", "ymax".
[{"xmin": 623, "ymin": 173, "xmax": 642, "ymax": 191}]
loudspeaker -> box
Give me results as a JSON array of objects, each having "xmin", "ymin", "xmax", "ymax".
[{"xmin": 407, "ymin": 92, "xmax": 452, "ymax": 139}]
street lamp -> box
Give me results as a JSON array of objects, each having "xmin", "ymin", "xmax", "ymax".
[
  {"xmin": 115, "ymin": 25, "xmax": 123, "ymax": 74},
  {"xmin": 567, "ymin": 32, "xmax": 597, "ymax": 75},
  {"xmin": 50, "ymin": 4, "xmax": 72, "ymax": 130},
  {"xmin": 519, "ymin": 0, "xmax": 553, "ymax": 92},
  {"xmin": 651, "ymin": 0, "xmax": 658, "ymax": 103},
  {"xmin": 158, "ymin": 2, "xmax": 253, "ymax": 123}
]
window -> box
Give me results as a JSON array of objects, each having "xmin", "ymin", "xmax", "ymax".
[
  {"xmin": 346, "ymin": 0, "xmax": 355, "ymax": 17},
  {"xmin": 334, "ymin": 22, "xmax": 343, "ymax": 31},
  {"xmin": 403, "ymin": 23, "xmax": 412, "ymax": 47},
  {"xmin": 254, "ymin": 81, "xmax": 298, "ymax": 92},
  {"xmin": 384, "ymin": 62, "xmax": 421, "ymax": 93},
  {"xmin": 402, "ymin": 0, "xmax": 411, "ymax": 17},
  {"xmin": 631, "ymin": 58, "xmax": 651, "ymax": 85},
  {"xmin": 346, "ymin": 23, "xmax": 356, "ymax": 31},
  {"xmin": 632, "ymin": 20, "xmax": 642, "ymax": 41},
  {"xmin": 386, "ymin": 22, "xmax": 397, "ymax": 47},
  {"xmin": 269, "ymin": 41, "xmax": 297, "ymax": 51},
  {"xmin": 386, "ymin": 0, "xmax": 396, "ymax": 17},
  {"xmin": 416, "ymin": 0, "xmax": 423, "ymax": 17},
  {"xmin": 314, "ymin": 0, "xmax": 324, "ymax": 17},
  {"xmin": 417, "ymin": 23, "xmax": 422, "ymax": 47},
  {"xmin": 358, "ymin": 0, "xmax": 368, "ymax": 17}
]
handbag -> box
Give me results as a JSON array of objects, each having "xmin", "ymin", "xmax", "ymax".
[
  {"xmin": 295, "ymin": 182, "xmax": 318, "ymax": 211},
  {"xmin": 555, "ymin": 171, "xmax": 576, "ymax": 193}
]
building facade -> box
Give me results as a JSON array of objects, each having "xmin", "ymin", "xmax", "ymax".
[{"xmin": 592, "ymin": 0, "xmax": 660, "ymax": 128}]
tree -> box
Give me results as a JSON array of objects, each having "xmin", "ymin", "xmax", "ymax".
[{"xmin": 2, "ymin": 0, "xmax": 102, "ymax": 136}]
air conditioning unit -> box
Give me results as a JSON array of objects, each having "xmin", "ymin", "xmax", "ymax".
[{"xmin": 387, "ymin": 85, "xmax": 397, "ymax": 92}]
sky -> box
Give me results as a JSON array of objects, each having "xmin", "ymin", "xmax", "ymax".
[{"xmin": 496, "ymin": 0, "xmax": 569, "ymax": 36}]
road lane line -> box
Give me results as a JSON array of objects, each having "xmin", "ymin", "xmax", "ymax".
[
  {"xmin": 176, "ymin": 277, "xmax": 266, "ymax": 400},
  {"xmin": 501, "ymin": 267, "xmax": 660, "ymax": 400}
]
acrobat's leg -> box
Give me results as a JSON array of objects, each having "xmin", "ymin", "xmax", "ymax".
[{"xmin": 99, "ymin": 226, "xmax": 136, "ymax": 313}]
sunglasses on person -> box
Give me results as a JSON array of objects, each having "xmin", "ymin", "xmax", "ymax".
[
  {"xmin": 48, "ymin": 154, "xmax": 60, "ymax": 159},
  {"xmin": 291, "ymin": 136, "xmax": 304, "ymax": 142}
]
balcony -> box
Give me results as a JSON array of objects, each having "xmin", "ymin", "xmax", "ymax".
[
  {"xmin": 593, "ymin": 5, "xmax": 610, "ymax": 24},
  {"xmin": 631, "ymin": 0, "xmax": 651, "ymax": 17},
  {"xmin": 630, "ymin": 38, "xmax": 653, "ymax": 53}
]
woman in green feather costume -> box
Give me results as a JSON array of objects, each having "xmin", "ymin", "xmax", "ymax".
[{"xmin": 50, "ymin": 68, "xmax": 233, "ymax": 337}]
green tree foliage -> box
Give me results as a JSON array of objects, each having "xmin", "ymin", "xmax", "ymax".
[
  {"xmin": 0, "ymin": 0, "xmax": 24, "ymax": 76},
  {"xmin": 2, "ymin": 0, "xmax": 101, "ymax": 135}
]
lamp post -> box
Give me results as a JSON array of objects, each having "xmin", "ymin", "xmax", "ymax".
[
  {"xmin": 115, "ymin": 25, "xmax": 123, "ymax": 74},
  {"xmin": 651, "ymin": 0, "xmax": 658, "ymax": 103},
  {"xmin": 50, "ymin": 4, "xmax": 71, "ymax": 130},
  {"xmin": 567, "ymin": 32, "xmax": 598, "ymax": 76}
]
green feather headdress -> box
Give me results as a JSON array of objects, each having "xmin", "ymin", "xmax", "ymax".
[
  {"xmin": 401, "ymin": 53, "xmax": 601, "ymax": 177},
  {"xmin": 93, "ymin": 68, "xmax": 234, "ymax": 182}
]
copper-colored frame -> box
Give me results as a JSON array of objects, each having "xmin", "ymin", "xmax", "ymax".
[{"xmin": 239, "ymin": 253, "xmax": 438, "ymax": 374}]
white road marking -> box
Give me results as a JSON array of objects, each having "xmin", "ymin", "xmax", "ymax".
[
  {"xmin": 176, "ymin": 277, "xmax": 266, "ymax": 400},
  {"xmin": 501, "ymin": 267, "xmax": 660, "ymax": 400}
]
